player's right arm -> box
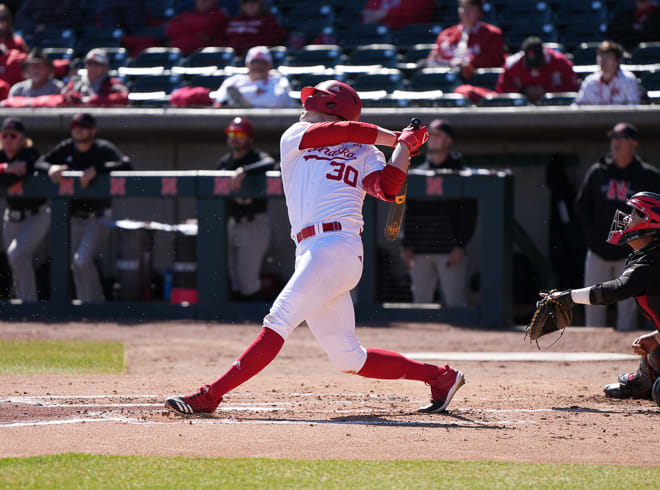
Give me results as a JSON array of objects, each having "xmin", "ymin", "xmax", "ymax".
[{"xmin": 298, "ymin": 121, "xmax": 397, "ymax": 149}]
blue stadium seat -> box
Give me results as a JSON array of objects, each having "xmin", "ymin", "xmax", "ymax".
[
  {"xmin": 403, "ymin": 43, "xmax": 436, "ymax": 63},
  {"xmin": 351, "ymin": 68, "xmax": 405, "ymax": 92},
  {"xmin": 630, "ymin": 43, "xmax": 660, "ymax": 65},
  {"xmin": 337, "ymin": 24, "xmax": 392, "ymax": 51},
  {"xmin": 571, "ymin": 42, "xmax": 600, "ymax": 66},
  {"xmin": 76, "ymin": 28, "xmax": 123, "ymax": 57},
  {"xmin": 41, "ymin": 47, "xmax": 74, "ymax": 63},
  {"xmin": 537, "ymin": 91, "xmax": 578, "ymax": 105},
  {"xmin": 408, "ymin": 67, "xmax": 462, "ymax": 92},
  {"xmin": 188, "ymin": 73, "xmax": 227, "ymax": 90},
  {"xmin": 501, "ymin": 20, "xmax": 558, "ymax": 52},
  {"xmin": 478, "ymin": 93, "xmax": 529, "ymax": 106},
  {"xmin": 286, "ymin": 44, "xmax": 344, "ymax": 67},
  {"xmin": 131, "ymin": 74, "xmax": 182, "ymax": 93},
  {"xmin": 343, "ymin": 44, "xmax": 399, "ymax": 68},
  {"xmin": 468, "ymin": 68, "xmax": 504, "ymax": 90},
  {"xmin": 131, "ymin": 47, "xmax": 183, "ymax": 69},
  {"xmin": 101, "ymin": 47, "xmax": 129, "ymax": 71},
  {"xmin": 269, "ymin": 46, "xmax": 289, "ymax": 68},
  {"xmin": 393, "ymin": 24, "xmax": 443, "ymax": 50},
  {"xmin": 184, "ymin": 47, "xmax": 237, "ymax": 68},
  {"xmin": 294, "ymin": 72, "xmax": 347, "ymax": 91},
  {"xmin": 282, "ymin": 5, "xmax": 335, "ymax": 37},
  {"xmin": 31, "ymin": 28, "xmax": 75, "ymax": 49},
  {"xmin": 640, "ymin": 70, "xmax": 660, "ymax": 91}
]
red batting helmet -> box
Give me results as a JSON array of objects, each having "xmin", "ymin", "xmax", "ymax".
[
  {"xmin": 607, "ymin": 192, "xmax": 660, "ymax": 245},
  {"xmin": 225, "ymin": 117, "xmax": 254, "ymax": 137},
  {"xmin": 300, "ymin": 80, "xmax": 362, "ymax": 121}
]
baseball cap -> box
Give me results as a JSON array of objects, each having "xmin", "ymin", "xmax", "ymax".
[
  {"xmin": 225, "ymin": 117, "xmax": 254, "ymax": 137},
  {"xmin": 608, "ymin": 122, "xmax": 638, "ymax": 140},
  {"xmin": 71, "ymin": 112, "xmax": 96, "ymax": 128},
  {"xmin": 84, "ymin": 48, "xmax": 109, "ymax": 66},
  {"xmin": 2, "ymin": 117, "xmax": 25, "ymax": 133},
  {"xmin": 22, "ymin": 48, "xmax": 53, "ymax": 69},
  {"xmin": 522, "ymin": 36, "xmax": 544, "ymax": 69},
  {"xmin": 429, "ymin": 119, "xmax": 454, "ymax": 138},
  {"xmin": 245, "ymin": 46, "xmax": 272, "ymax": 66}
]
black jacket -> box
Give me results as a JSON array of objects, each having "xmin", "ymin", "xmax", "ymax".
[
  {"xmin": 403, "ymin": 153, "xmax": 478, "ymax": 254},
  {"xmin": 575, "ymin": 154, "xmax": 660, "ymax": 261},
  {"xmin": 36, "ymin": 138, "xmax": 132, "ymax": 215},
  {"xmin": 0, "ymin": 146, "xmax": 46, "ymax": 211},
  {"xmin": 216, "ymin": 149, "xmax": 277, "ymax": 220},
  {"xmin": 591, "ymin": 239, "xmax": 660, "ymax": 331}
]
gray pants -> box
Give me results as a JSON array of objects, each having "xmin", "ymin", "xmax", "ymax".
[
  {"xmin": 70, "ymin": 213, "xmax": 109, "ymax": 302},
  {"xmin": 2, "ymin": 206, "xmax": 50, "ymax": 302},
  {"xmin": 584, "ymin": 249, "xmax": 637, "ymax": 331},
  {"xmin": 227, "ymin": 213, "xmax": 270, "ymax": 296},
  {"xmin": 410, "ymin": 253, "xmax": 467, "ymax": 306}
]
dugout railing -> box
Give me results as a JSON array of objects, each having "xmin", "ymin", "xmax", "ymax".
[{"xmin": 0, "ymin": 169, "xmax": 513, "ymax": 326}]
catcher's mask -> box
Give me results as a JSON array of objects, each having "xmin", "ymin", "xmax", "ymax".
[
  {"xmin": 607, "ymin": 191, "xmax": 660, "ymax": 245},
  {"xmin": 300, "ymin": 80, "xmax": 362, "ymax": 122}
]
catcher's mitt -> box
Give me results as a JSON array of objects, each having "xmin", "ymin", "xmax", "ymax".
[{"xmin": 525, "ymin": 289, "xmax": 574, "ymax": 348}]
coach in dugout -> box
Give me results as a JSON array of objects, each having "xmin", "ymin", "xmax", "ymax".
[
  {"xmin": 38, "ymin": 113, "xmax": 133, "ymax": 303},
  {"xmin": 575, "ymin": 122, "xmax": 660, "ymax": 331},
  {"xmin": 216, "ymin": 116, "xmax": 277, "ymax": 302}
]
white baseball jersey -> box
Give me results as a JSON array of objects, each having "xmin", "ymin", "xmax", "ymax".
[
  {"xmin": 575, "ymin": 69, "xmax": 641, "ymax": 105},
  {"xmin": 279, "ymin": 121, "xmax": 387, "ymax": 242}
]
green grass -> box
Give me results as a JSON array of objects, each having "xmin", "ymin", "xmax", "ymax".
[
  {"xmin": 0, "ymin": 340, "xmax": 124, "ymax": 374},
  {"xmin": 0, "ymin": 455, "xmax": 658, "ymax": 489}
]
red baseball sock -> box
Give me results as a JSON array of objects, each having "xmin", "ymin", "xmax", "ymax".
[
  {"xmin": 357, "ymin": 348, "xmax": 442, "ymax": 382},
  {"xmin": 208, "ymin": 327, "xmax": 284, "ymax": 401}
]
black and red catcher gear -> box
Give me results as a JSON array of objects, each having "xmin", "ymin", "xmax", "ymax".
[
  {"xmin": 300, "ymin": 80, "xmax": 362, "ymax": 122},
  {"xmin": 607, "ymin": 191, "xmax": 660, "ymax": 245}
]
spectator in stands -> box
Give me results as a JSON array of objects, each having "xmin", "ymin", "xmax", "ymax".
[
  {"xmin": 0, "ymin": 118, "xmax": 49, "ymax": 302},
  {"xmin": 213, "ymin": 45, "xmax": 294, "ymax": 108},
  {"xmin": 575, "ymin": 122, "xmax": 660, "ymax": 331},
  {"xmin": 225, "ymin": 0, "xmax": 287, "ymax": 56},
  {"xmin": 165, "ymin": 0, "xmax": 227, "ymax": 55},
  {"xmin": 14, "ymin": 0, "xmax": 83, "ymax": 35},
  {"xmin": 575, "ymin": 41, "xmax": 641, "ymax": 106},
  {"xmin": 0, "ymin": 41, "xmax": 25, "ymax": 88},
  {"xmin": 38, "ymin": 112, "xmax": 133, "ymax": 303},
  {"xmin": 607, "ymin": 0, "xmax": 660, "ymax": 51},
  {"xmin": 362, "ymin": 0, "xmax": 435, "ymax": 30},
  {"xmin": 216, "ymin": 116, "xmax": 277, "ymax": 301},
  {"xmin": 61, "ymin": 48, "xmax": 128, "ymax": 107},
  {"xmin": 8, "ymin": 48, "xmax": 62, "ymax": 97},
  {"xmin": 427, "ymin": 0, "xmax": 505, "ymax": 80},
  {"xmin": 401, "ymin": 119, "xmax": 478, "ymax": 306},
  {"xmin": 496, "ymin": 36, "xmax": 579, "ymax": 104},
  {"xmin": 0, "ymin": 4, "xmax": 27, "ymax": 52}
]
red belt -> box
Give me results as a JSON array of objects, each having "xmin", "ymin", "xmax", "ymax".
[{"xmin": 296, "ymin": 221, "xmax": 342, "ymax": 243}]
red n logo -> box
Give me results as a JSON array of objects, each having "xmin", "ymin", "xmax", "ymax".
[
  {"xmin": 161, "ymin": 177, "xmax": 177, "ymax": 196},
  {"xmin": 426, "ymin": 176, "xmax": 443, "ymax": 196},
  {"xmin": 110, "ymin": 177, "xmax": 126, "ymax": 196},
  {"xmin": 606, "ymin": 180, "xmax": 628, "ymax": 201},
  {"xmin": 8, "ymin": 181, "xmax": 23, "ymax": 195},
  {"xmin": 214, "ymin": 177, "xmax": 230, "ymax": 195},
  {"xmin": 59, "ymin": 178, "xmax": 74, "ymax": 195}
]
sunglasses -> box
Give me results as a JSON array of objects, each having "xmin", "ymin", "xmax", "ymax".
[
  {"xmin": 1, "ymin": 131, "xmax": 19, "ymax": 140},
  {"xmin": 227, "ymin": 131, "xmax": 248, "ymax": 138}
]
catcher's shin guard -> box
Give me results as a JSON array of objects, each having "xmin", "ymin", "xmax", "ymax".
[{"xmin": 604, "ymin": 367, "xmax": 653, "ymax": 400}]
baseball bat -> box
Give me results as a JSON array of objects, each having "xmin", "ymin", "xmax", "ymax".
[{"xmin": 383, "ymin": 118, "xmax": 421, "ymax": 241}]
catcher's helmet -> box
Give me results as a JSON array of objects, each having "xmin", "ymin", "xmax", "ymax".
[
  {"xmin": 300, "ymin": 80, "xmax": 361, "ymax": 121},
  {"xmin": 225, "ymin": 117, "xmax": 254, "ymax": 136},
  {"xmin": 607, "ymin": 191, "xmax": 660, "ymax": 245}
]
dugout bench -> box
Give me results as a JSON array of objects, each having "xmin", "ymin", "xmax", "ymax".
[{"xmin": 0, "ymin": 169, "xmax": 513, "ymax": 326}]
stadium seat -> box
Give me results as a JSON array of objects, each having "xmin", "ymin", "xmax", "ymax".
[
  {"xmin": 343, "ymin": 44, "xmax": 399, "ymax": 68},
  {"xmin": 571, "ymin": 42, "xmax": 600, "ymax": 66},
  {"xmin": 408, "ymin": 67, "xmax": 462, "ymax": 92},
  {"xmin": 337, "ymin": 24, "xmax": 392, "ymax": 51},
  {"xmin": 131, "ymin": 74, "xmax": 182, "ymax": 93},
  {"xmin": 76, "ymin": 27, "xmax": 123, "ymax": 56},
  {"xmin": 468, "ymin": 68, "xmax": 503, "ymax": 90},
  {"xmin": 640, "ymin": 70, "xmax": 660, "ymax": 91},
  {"xmin": 282, "ymin": 5, "xmax": 335, "ymax": 37},
  {"xmin": 351, "ymin": 68, "xmax": 405, "ymax": 92},
  {"xmin": 100, "ymin": 47, "xmax": 129, "ymax": 71},
  {"xmin": 498, "ymin": 1, "xmax": 553, "ymax": 23},
  {"xmin": 501, "ymin": 20, "xmax": 558, "ymax": 52},
  {"xmin": 295, "ymin": 72, "xmax": 347, "ymax": 91},
  {"xmin": 478, "ymin": 93, "xmax": 529, "ymax": 106},
  {"xmin": 269, "ymin": 46, "xmax": 289, "ymax": 68},
  {"xmin": 184, "ymin": 47, "xmax": 237, "ymax": 68},
  {"xmin": 131, "ymin": 47, "xmax": 183, "ymax": 69},
  {"xmin": 537, "ymin": 91, "xmax": 578, "ymax": 105},
  {"xmin": 31, "ymin": 28, "xmax": 75, "ymax": 49},
  {"xmin": 286, "ymin": 44, "xmax": 344, "ymax": 67},
  {"xmin": 188, "ymin": 73, "xmax": 227, "ymax": 90},
  {"xmin": 630, "ymin": 43, "xmax": 660, "ymax": 66},
  {"xmin": 42, "ymin": 47, "xmax": 74, "ymax": 63},
  {"xmin": 393, "ymin": 24, "xmax": 443, "ymax": 50},
  {"xmin": 403, "ymin": 43, "xmax": 436, "ymax": 63}
]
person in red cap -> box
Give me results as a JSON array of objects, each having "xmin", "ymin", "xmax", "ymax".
[
  {"xmin": 60, "ymin": 49, "xmax": 129, "ymax": 107},
  {"xmin": 165, "ymin": 80, "xmax": 467, "ymax": 418},
  {"xmin": 575, "ymin": 122, "xmax": 660, "ymax": 331},
  {"xmin": 216, "ymin": 116, "xmax": 277, "ymax": 301},
  {"xmin": 213, "ymin": 45, "xmax": 294, "ymax": 108}
]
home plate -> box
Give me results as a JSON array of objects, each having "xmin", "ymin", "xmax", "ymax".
[{"xmin": 404, "ymin": 352, "xmax": 639, "ymax": 362}]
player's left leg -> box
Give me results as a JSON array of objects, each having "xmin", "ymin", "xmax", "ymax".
[{"xmin": 306, "ymin": 293, "xmax": 464, "ymax": 413}]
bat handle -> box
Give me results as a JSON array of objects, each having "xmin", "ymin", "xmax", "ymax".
[{"xmin": 410, "ymin": 118, "xmax": 422, "ymax": 128}]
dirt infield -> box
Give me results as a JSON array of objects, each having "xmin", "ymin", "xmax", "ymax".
[{"xmin": 0, "ymin": 320, "xmax": 658, "ymax": 465}]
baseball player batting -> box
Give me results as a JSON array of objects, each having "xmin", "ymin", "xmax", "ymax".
[{"xmin": 165, "ymin": 80, "xmax": 465, "ymax": 415}]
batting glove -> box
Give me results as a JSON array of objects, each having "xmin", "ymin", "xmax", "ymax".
[{"xmin": 397, "ymin": 125, "xmax": 429, "ymax": 156}]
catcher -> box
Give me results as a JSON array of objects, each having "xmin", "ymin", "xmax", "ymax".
[{"xmin": 527, "ymin": 191, "xmax": 660, "ymax": 406}]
